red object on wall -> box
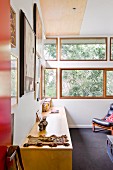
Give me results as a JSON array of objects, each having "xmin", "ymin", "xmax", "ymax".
[
  {"xmin": 0, "ymin": 146, "xmax": 7, "ymax": 170},
  {"xmin": 0, "ymin": 0, "xmax": 11, "ymax": 145}
]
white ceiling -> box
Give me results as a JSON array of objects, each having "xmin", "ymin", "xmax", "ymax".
[
  {"xmin": 80, "ymin": 0, "xmax": 113, "ymax": 35},
  {"xmin": 39, "ymin": 0, "xmax": 113, "ymax": 37}
]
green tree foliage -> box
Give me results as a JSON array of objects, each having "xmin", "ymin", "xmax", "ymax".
[
  {"xmin": 61, "ymin": 44, "xmax": 106, "ymax": 60},
  {"xmin": 62, "ymin": 70, "xmax": 103, "ymax": 97},
  {"xmin": 111, "ymin": 44, "xmax": 113, "ymax": 60},
  {"xmin": 106, "ymin": 71, "xmax": 113, "ymax": 95},
  {"xmin": 44, "ymin": 40, "xmax": 113, "ymax": 98},
  {"xmin": 45, "ymin": 69, "xmax": 56, "ymax": 97},
  {"xmin": 11, "ymin": 69, "xmax": 17, "ymax": 96},
  {"xmin": 11, "ymin": 55, "xmax": 17, "ymax": 98},
  {"xmin": 44, "ymin": 44, "xmax": 56, "ymax": 60}
]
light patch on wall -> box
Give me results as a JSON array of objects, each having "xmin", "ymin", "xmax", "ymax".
[{"xmin": 0, "ymin": 71, "xmax": 11, "ymax": 97}]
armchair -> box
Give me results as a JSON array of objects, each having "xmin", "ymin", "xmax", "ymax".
[{"xmin": 92, "ymin": 103, "xmax": 113, "ymax": 135}]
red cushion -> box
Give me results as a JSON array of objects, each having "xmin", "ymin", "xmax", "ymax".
[
  {"xmin": 106, "ymin": 114, "xmax": 113, "ymax": 122},
  {"xmin": 0, "ymin": 146, "xmax": 7, "ymax": 170}
]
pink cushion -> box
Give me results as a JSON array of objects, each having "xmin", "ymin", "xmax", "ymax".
[
  {"xmin": 0, "ymin": 146, "xmax": 7, "ymax": 170},
  {"xmin": 106, "ymin": 114, "xmax": 113, "ymax": 122}
]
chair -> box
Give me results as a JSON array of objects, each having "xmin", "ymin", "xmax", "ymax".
[
  {"xmin": 0, "ymin": 145, "xmax": 24, "ymax": 170},
  {"xmin": 92, "ymin": 103, "xmax": 113, "ymax": 135}
]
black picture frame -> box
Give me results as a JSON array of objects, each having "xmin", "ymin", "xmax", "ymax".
[
  {"xmin": 33, "ymin": 3, "xmax": 42, "ymax": 57},
  {"xmin": 19, "ymin": 10, "xmax": 35, "ymax": 97},
  {"xmin": 33, "ymin": 4, "xmax": 42, "ymax": 100}
]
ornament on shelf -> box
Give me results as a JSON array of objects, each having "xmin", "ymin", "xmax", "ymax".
[{"xmin": 38, "ymin": 116, "xmax": 48, "ymax": 131}]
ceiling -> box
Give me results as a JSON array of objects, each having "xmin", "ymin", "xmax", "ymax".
[{"xmin": 39, "ymin": 0, "xmax": 87, "ymax": 37}]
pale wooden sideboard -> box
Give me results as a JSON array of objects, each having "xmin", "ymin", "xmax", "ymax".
[{"xmin": 20, "ymin": 107, "xmax": 72, "ymax": 170}]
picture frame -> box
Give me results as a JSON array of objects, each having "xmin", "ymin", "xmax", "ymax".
[
  {"xmin": 20, "ymin": 10, "xmax": 35, "ymax": 97},
  {"xmin": 10, "ymin": 6, "xmax": 16, "ymax": 48},
  {"xmin": 33, "ymin": 3, "xmax": 43, "ymax": 57}
]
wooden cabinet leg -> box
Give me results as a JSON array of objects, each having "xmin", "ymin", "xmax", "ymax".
[
  {"xmin": 111, "ymin": 127, "xmax": 113, "ymax": 135},
  {"xmin": 92, "ymin": 123, "xmax": 95, "ymax": 132}
]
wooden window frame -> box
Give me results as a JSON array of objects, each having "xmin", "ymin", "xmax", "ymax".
[
  {"xmin": 40, "ymin": 65, "xmax": 45, "ymax": 100},
  {"xmin": 44, "ymin": 68, "xmax": 58, "ymax": 99},
  {"xmin": 44, "ymin": 38, "xmax": 58, "ymax": 61},
  {"xmin": 60, "ymin": 37, "xmax": 107, "ymax": 61},
  {"xmin": 60, "ymin": 68, "xmax": 113, "ymax": 99}
]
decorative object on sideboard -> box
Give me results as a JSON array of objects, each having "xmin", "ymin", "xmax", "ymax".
[
  {"xmin": 38, "ymin": 116, "xmax": 48, "ymax": 131},
  {"xmin": 42, "ymin": 98, "xmax": 52, "ymax": 112},
  {"xmin": 10, "ymin": 6, "xmax": 16, "ymax": 48},
  {"xmin": 42, "ymin": 102, "xmax": 50, "ymax": 112},
  {"xmin": 36, "ymin": 112, "xmax": 40, "ymax": 122},
  {"xmin": 50, "ymin": 109, "xmax": 59, "ymax": 114},
  {"xmin": 23, "ymin": 134, "xmax": 70, "ymax": 147}
]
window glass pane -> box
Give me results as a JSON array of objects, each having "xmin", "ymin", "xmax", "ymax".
[
  {"xmin": 40, "ymin": 66, "xmax": 45, "ymax": 99},
  {"xmin": 110, "ymin": 38, "xmax": 113, "ymax": 60},
  {"xmin": 35, "ymin": 55, "xmax": 40, "ymax": 100},
  {"xmin": 62, "ymin": 70, "xmax": 103, "ymax": 97},
  {"xmin": 11, "ymin": 54, "xmax": 18, "ymax": 105},
  {"xmin": 45, "ymin": 69, "xmax": 57, "ymax": 98},
  {"xmin": 44, "ymin": 39, "xmax": 57, "ymax": 60},
  {"xmin": 61, "ymin": 38, "xmax": 106, "ymax": 60},
  {"xmin": 106, "ymin": 71, "xmax": 113, "ymax": 95}
]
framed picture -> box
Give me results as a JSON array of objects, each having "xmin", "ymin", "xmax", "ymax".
[
  {"xmin": 33, "ymin": 3, "xmax": 42, "ymax": 57},
  {"xmin": 20, "ymin": 10, "xmax": 35, "ymax": 97},
  {"xmin": 10, "ymin": 6, "xmax": 16, "ymax": 48}
]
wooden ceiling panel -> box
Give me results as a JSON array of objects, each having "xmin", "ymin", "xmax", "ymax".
[{"xmin": 40, "ymin": 0, "xmax": 87, "ymax": 36}]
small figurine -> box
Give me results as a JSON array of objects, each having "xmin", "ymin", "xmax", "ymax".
[
  {"xmin": 36, "ymin": 112, "xmax": 40, "ymax": 122},
  {"xmin": 38, "ymin": 116, "xmax": 48, "ymax": 131}
]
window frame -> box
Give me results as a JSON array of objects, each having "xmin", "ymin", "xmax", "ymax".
[
  {"xmin": 44, "ymin": 38, "xmax": 58, "ymax": 61},
  {"xmin": 60, "ymin": 68, "xmax": 113, "ymax": 99},
  {"xmin": 60, "ymin": 37, "xmax": 107, "ymax": 61},
  {"xmin": 34, "ymin": 54, "xmax": 41, "ymax": 101},
  {"xmin": 43, "ymin": 68, "xmax": 58, "ymax": 99},
  {"xmin": 40, "ymin": 65, "xmax": 45, "ymax": 100}
]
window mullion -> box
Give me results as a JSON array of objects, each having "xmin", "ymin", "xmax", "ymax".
[{"xmin": 103, "ymin": 70, "xmax": 106, "ymax": 98}]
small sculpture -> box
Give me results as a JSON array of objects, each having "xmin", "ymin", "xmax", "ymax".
[
  {"xmin": 23, "ymin": 134, "xmax": 70, "ymax": 147},
  {"xmin": 38, "ymin": 116, "xmax": 48, "ymax": 131}
]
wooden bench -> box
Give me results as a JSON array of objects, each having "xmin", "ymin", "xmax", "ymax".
[{"xmin": 20, "ymin": 107, "xmax": 72, "ymax": 170}]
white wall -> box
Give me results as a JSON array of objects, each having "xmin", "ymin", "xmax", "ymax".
[
  {"xmin": 52, "ymin": 99, "xmax": 112, "ymax": 128},
  {"xmin": 10, "ymin": 0, "xmax": 44, "ymax": 145}
]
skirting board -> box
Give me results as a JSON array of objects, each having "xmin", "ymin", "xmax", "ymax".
[{"xmin": 69, "ymin": 124, "xmax": 92, "ymax": 128}]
